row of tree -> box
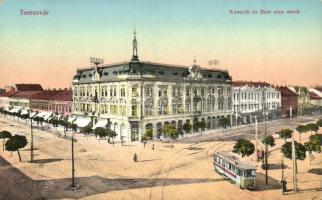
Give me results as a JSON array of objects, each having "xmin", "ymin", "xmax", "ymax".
[{"xmin": 232, "ymin": 119, "xmax": 322, "ymax": 164}]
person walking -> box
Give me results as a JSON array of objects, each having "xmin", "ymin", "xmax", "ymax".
[{"xmin": 133, "ymin": 153, "xmax": 138, "ymax": 162}]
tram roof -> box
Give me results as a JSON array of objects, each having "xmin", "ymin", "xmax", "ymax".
[{"xmin": 215, "ymin": 151, "xmax": 256, "ymax": 170}]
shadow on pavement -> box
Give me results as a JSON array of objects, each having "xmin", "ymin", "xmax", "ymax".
[
  {"xmin": 266, "ymin": 163, "xmax": 288, "ymax": 170},
  {"xmin": 308, "ymin": 168, "xmax": 322, "ymax": 175},
  {"xmin": 33, "ymin": 158, "xmax": 63, "ymax": 164},
  {"xmin": 255, "ymin": 172, "xmax": 281, "ymax": 191},
  {"xmin": 0, "ymin": 155, "xmax": 222, "ymax": 200}
]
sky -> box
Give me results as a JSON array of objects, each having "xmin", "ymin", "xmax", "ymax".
[{"xmin": 0, "ymin": 0, "xmax": 321, "ymax": 89}]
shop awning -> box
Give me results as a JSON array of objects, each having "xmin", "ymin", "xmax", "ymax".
[
  {"xmin": 21, "ymin": 109, "xmax": 29, "ymax": 115},
  {"xmin": 68, "ymin": 116, "xmax": 77, "ymax": 123},
  {"xmin": 30, "ymin": 112, "xmax": 38, "ymax": 118},
  {"xmin": 43, "ymin": 112, "xmax": 53, "ymax": 121},
  {"xmin": 74, "ymin": 117, "xmax": 91, "ymax": 128},
  {"xmin": 92, "ymin": 119, "xmax": 108, "ymax": 129},
  {"xmin": 10, "ymin": 108, "xmax": 21, "ymax": 114}
]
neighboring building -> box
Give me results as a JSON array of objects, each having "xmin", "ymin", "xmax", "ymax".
[
  {"xmin": 0, "ymin": 91, "xmax": 19, "ymax": 108},
  {"xmin": 288, "ymin": 86, "xmax": 310, "ymax": 115},
  {"xmin": 232, "ymin": 81, "xmax": 281, "ymax": 125},
  {"xmin": 9, "ymin": 91, "xmax": 42, "ymax": 109},
  {"xmin": 30, "ymin": 89, "xmax": 73, "ymax": 116},
  {"xmin": 4, "ymin": 85, "xmax": 15, "ymax": 92},
  {"xmin": 14, "ymin": 83, "xmax": 43, "ymax": 91},
  {"xmin": 277, "ymin": 86, "xmax": 298, "ymax": 117},
  {"xmin": 72, "ymin": 32, "xmax": 233, "ymax": 142},
  {"xmin": 52, "ymin": 89, "xmax": 73, "ymax": 116},
  {"xmin": 308, "ymin": 89, "xmax": 322, "ymax": 115},
  {"xmin": 30, "ymin": 90, "xmax": 63, "ymax": 112},
  {"xmin": 0, "ymin": 88, "xmax": 5, "ymax": 95}
]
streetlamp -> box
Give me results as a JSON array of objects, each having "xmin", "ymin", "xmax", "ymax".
[
  {"xmin": 67, "ymin": 124, "xmax": 80, "ymax": 190},
  {"xmin": 30, "ymin": 109, "xmax": 34, "ymax": 163}
]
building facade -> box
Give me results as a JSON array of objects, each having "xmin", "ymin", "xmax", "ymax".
[
  {"xmin": 288, "ymin": 86, "xmax": 310, "ymax": 115},
  {"xmin": 72, "ymin": 33, "xmax": 233, "ymax": 141},
  {"xmin": 277, "ymin": 86, "xmax": 298, "ymax": 117},
  {"xmin": 232, "ymin": 81, "xmax": 282, "ymax": 125}
]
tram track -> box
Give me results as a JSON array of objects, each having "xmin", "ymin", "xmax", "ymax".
[
  {"xmin": 148, "ymin": 142, "xmax": 206, "ymax": 200},
  {"xmin": 159, "ymin": 141, "xmax": 228, "ymax": 200}
]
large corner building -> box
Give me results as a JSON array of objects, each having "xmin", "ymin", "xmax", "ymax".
[{"xmin": 72, "ymin": 31, "xmax": 233, "ymax": 142}]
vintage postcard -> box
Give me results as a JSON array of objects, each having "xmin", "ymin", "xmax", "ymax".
[{"xmin": 0, "ymin": 0, "xmax": 321, "ymax": 200}]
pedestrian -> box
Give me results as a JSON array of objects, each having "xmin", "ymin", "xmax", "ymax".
[
  {"xmin": 133, "ymin": 153, "xmax": 138, "ymax": 162},
  {"xmin": 152, "ymin": 144, "xmax": 155, "ymax": 150}
]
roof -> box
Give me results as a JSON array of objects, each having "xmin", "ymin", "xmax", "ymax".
[
  {"xmin": 10, "ymin": 91, "xmax": 41, "ymax": 99},
  {"xmin": 73, "ymin": 60, "xmax": 232, "ymax": 84},
  {"xmin": 214, "ymin": 151, "xmax": 256, "ymax": 170},
  {"xmin": 315, "ymin": 87, "xmax": 322, "ymax": 93},
  {"xmin": 30, "ymin": 90, "xmax": 63, "ymax": 100},
  {"xmin": 277, "ymin": 86, "xmax": 298, "ymax": 97},
  {"xmin": 233, "ymin": 81, "xmax": 271, "ymax": 87},
  {"xmin": 309, "ymin": 91, "xmax": 322, "ymax": 100},
  {"xmin": 15, "ymin": 84, "xmax": 43, "ymax": 91},
  {"xmin": 52, "ymin": 89, "xmax": 72, "ymax": 101},
  {"xmin": 0, "ymin": 91, "xmax": 19, "ymax": 97}
]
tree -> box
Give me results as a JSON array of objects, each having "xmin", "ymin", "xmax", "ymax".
[
  {"xmin": 220, "ymin": 116, "xmax": 231, "ymax": 129},
  {"xmin": 198, "ymin": 121, "xmax": 206, "ymax": 133},
  {"xmin": 316, "ymin": 119, "xmax": 322, "ymax": 128},
  {"xmin": 39, "ymin": 117, "xmax": 44, "ymax": 130},
  {"xmin": 296, "ymin": 125, "xmax": 308, "ymax": 143},
  {"xmin": 20, "ymin": 113, "xmax": 29, "ymax": 124},
  {"xmin": 163, "ymin": 125, "xmax": 179, "ymax": 140},
  {"xmin": 59, "ymin": 118, "xmax": 68, "ymax": 136},
  {"xmin": 233, "ymin": 138, "xmax": 255, "ymax": 157},
  {"xmin": 261, "ymin": 135, "xmax": 275, "ymax": 171},
  {"xmin": 183, "ymin": 122, "xmax": 192, "ymax": 134},
  {"xmin": 262, "ymin": 135, "xmax": 275, "ymax": 147},
  {"xmin": 0, "ymin": 130, "xmax": 11, "ymax": 151},
  {"xmin": 81, "ymin": 125, "xmax": 93, "ymax": 135},
  {"xmin": 306, "ymin": 123, "xmax": 319, "ymax": 135},
  {"xmin": 33, "ymin": 116, "xmax": 41, "ymax": 127},
  {"xmin": 141, "ymin": 128, "xmax": 153, "ymax": 142},
  {"xmin": 5, "ymin": 135, "xmax": 28, "ymax": 162},
  {"xmin": 278, "ymin": 129, "xmax": 293, "ymax": 142},
  {"xmin": 281, "ymin": 141, "xmax": 306, "ymax": 160},
  {"xmin": 94, "ymin": 127, "xmax": 108, "ymax": 139},
  {"xmin": 68, "ymin": 123, "xmax": 78, "ymax": 132}
]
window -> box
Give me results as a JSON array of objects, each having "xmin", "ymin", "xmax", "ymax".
[{"xmin": 132, "ymin": 88, "xmax": 138, "ymax": 97}]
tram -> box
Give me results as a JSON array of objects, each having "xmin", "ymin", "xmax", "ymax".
[{"xmin": 214, "ymin": 151, "xmax": 256, "ymax": 190}]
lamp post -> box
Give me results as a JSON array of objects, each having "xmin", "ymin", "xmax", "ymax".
[
  {"xmin": 68, "ymin": 124, "xmax": 80, "ymax": 190},
  {"xmin": 30, "ymin": 110, "xmax": 34, "ymax": 163}
]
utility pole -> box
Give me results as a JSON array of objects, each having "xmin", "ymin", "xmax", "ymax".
[
  {"xmin": 264, "ymin": 112, "xmax": 268, "ymax": 185},
  {"xmin": 255, "ymin": 116, "xmax": 258, "ymax": 161},
  {"xmin": 71, "ymin": 133, "xmax": 75, "ymax": 187},
  {"xmin": 292, "ymin": 134, "xmax": 297, "ymax": 193},
  {"xmin": 281, "ymin": 157, "xmax": 285, "ymax": 195},
  {"xmin": 263, "ymin": 88, "xmax": 268, "ymax": 185},
  {"xmin": 30, "ymin": 115, "xmax": 34, "ymax": 163}
]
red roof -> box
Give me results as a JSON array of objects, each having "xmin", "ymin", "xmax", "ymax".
[
  {"xmin": 15, "ymin": 84, "xmax": 43, "ymax": 91},
  {"xmin": 10, "ymin": 91, "xmax": 41, "ymax": 99},
  {"xmin": 233, "ymin": 81, "xmax": 271, "ymax": 87},
  {"xmin": 315, "ymin": 87, "xmax": 322, "ymax": 93},
  {"xmin": 31, "ymin": 90, "xmax": 63, "ymax": 100},
  {"xmin": 52, "ymin": 90, "xmax": 72, "ymax": 101},
  {"xmin": 277, "ymin": 87, "xmax": 298, "ymax": 96},
  {"xmin": 309, "ymin": 91, "xmax": 322, "ymax": 100},
  {"xmin": 0, "ymin": 91, "xmax": 19, "ymax": 97}
]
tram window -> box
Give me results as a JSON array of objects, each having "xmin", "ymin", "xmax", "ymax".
[
  {"xmin": 245, "ymin": 170, "xmax": 254, "ymax": 178},
  {"xmin": 237, "ymin": 168, "xmax": 241, "ymax": 176}
]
